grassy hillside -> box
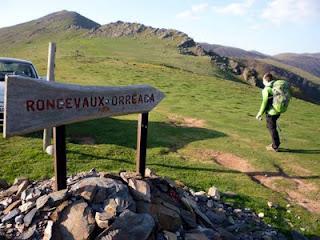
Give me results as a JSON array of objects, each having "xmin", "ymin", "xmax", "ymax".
[
  {"xmin": 261, "ymin": 58, "xmax": 320, "ymax": 85},
  {"xmin": 0, "ymin": 15, "xmax": 320, "ymax": 237},
  {"xmin": 274, "ymin": 53, "xmax": 320, "ymax": 78}
]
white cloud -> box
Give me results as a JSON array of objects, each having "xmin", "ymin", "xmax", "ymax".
[
  {"xmin": 212, "ymin": 0, "xmax": 255, "ymax": 16},
  {"xmin": 262, "ymin": 0, "xmax": 320, "ymax": 24},
  {"xmin": 177, "ymin": 3, "xmax": 209, "ymax": 20}
]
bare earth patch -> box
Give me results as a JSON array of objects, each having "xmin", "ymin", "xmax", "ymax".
[
  {"xmin": 188, "ymin": 149, "xmax": 320, "ymax": 213},
  {"xmin": 168, "ymin": 115, "xmax": 206, "ymax": 128}
]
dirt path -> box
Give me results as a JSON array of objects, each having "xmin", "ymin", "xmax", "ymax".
[
  {"xmin": 167, "ymin": 114, "xmax": 206, "ymax": 128},
  {"xmin": 190, "ymin": 149, "xmax": 320, "ymax": 213}
]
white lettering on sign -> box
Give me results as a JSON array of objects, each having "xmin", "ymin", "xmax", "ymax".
[{"xmin": 3, "ymin": 76, "xmax": 165, "ymax": 138}]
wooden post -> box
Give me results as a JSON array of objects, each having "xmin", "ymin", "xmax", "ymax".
[
  {"xmin": 136, "ymin": 112, "xmax": 149, "ymax": 177},
  {"xmin": 43, "ymin": 42, "xmax": 56, "ymax": 152},
  {"xmin": 53, "ymin": 125, "xmax": 67, "ymax": 190}
]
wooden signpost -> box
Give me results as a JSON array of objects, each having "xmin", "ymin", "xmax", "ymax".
[
  {"xmin": 43, "ymin": 42, "xmax": 56, "ymax": 153},
  {"xmin": 3, "ymin": 76, "xmax": 164, "ymax": 190}
]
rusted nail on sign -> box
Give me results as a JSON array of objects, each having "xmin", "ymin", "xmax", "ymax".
[{"xmin": 3, "ymin": 76, "xmax": 165, "ymax": 137}]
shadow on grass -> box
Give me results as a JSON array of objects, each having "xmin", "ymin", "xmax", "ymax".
[
  {"xmin": 63, "ymin": 117, "xmax": 227, "ymax": 151},
  {"xmin": 279, "ymin": 148, "xmax": 320, "ymax": 154},
  {"xmin": 245, "ymin": 163, "xmax": 320, "ymax": 180},
  {"xmin": 67, "ymin": 150, "xmax": 134, "ymax": 165}
]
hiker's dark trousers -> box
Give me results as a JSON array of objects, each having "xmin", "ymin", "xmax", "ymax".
[{"xmin": 266, "ymin": 114, "xmax": 280, "ymax": 149}]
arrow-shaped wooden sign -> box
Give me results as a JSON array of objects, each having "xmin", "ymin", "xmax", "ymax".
[{"xmin": 3, "ymin": 75, "xmax": 165, "ymax": 138}]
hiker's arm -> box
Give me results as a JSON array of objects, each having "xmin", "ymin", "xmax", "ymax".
[{"xmin": 257, "ymin": 88, "xmax": 269, "ymax": 116}]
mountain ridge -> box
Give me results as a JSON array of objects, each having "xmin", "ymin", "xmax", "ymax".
[
  {"xmin": 200, "ymin": 43, "xmax": 268, "ymax": 59},
  {"xmin": 273, "ymin": 53, "xmax": 320, "ymax": 77},
  {"xmin": 0, "ymin": 10, "xmax": 319, "ymax": 104}
]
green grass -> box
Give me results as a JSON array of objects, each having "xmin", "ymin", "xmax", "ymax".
[{"xmin": 0, "ymin": 35, "xmax": 320, "ymax": 237}]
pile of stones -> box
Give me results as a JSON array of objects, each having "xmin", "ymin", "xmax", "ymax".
[{"xmin": 0, "ymin": 169, "xmax": 290, "ymax": 240}]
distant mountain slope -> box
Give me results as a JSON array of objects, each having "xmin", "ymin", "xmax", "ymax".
[
  {"xmin": 0, "ymin": 10, "xmax": 100, "ymax": 45},
  {"xmin": 305, "ymin": 53, "xmax": 320, "ymax": 59},
  {"xmin": 273, "ymin": 53, "xmax": 320, "ymax": 77},
  {"xmin": 200, "ymin": 43, "xmax": 268, "ymax": 59},
  {"xmin": 236, "ymin": 58, "xmax": 320, "ymax": 103},
  {"xmin": 260, "ymin": 58, "xmax": 320, "ymax": 85}
]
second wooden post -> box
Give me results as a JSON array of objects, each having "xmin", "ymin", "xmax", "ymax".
[
  {"xmin": 53, "ymin": 125, "xmax": 67, "ymax": 190},
  {"xmin": 136, "ymin": 112, "xmax": 149, "ymax": 177}
]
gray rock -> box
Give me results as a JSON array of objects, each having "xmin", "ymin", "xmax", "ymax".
[
  {"xmin": 177, "ymin": 38, "xmax": 196, "ymax": 48},
  {"xmin": 198, "ymin": 227, "xmax": 220, "ymax": 239},
  {"xmin": 19, "ymin": 201, "xmax": 35, "ymax": 213},
  {"xmin": 163, "ymin": 231, "xmax": 177, "ymax": 240},
  {"xmin": 184, "ymin": 231, "xmax": 209, "ymax": 240},
  {"xmin": 0, "ymin": 185, "xmax": 18, "ymax": 199},
  {"xmin": 71, "ymin": 177, "xmax": 134, "ymax": 207},
  {"xmin": 23, "ymin": 208, "xmax": 37, "ymax": 227},
  {"xmin": 20, "ymin": 224, "xmax": 36, "ymax": 240},
  {"xmin": 14, "ymin": 215, "xmax": 24, "ymax": 224},
  {"xmin": 48, "ymin": 189, "xmax": 68, "ymax": 205},
  {"xmin": 36, "ymin": 194, "xmax": 49, "ymax": 209},
  {"xmin": 0, "ymin": 197, "xmax": 12, "ymax": 209},
  {"xmin": 215, "ymin": 227, "xmax": 237, "ymax": 240},
  {"xmin": 55, "ymin": 200, "xmax": 95, "ymax": 240},
  {"xmin": 207, "ymin": 186, "xmax": 220, "ymax": 200},
  {"xmin": 291, "ymin": 230, "xmax": 309, "ymax": 240},
  {"xmin": 119, "ymin": 171, "xmax": 141, "ymax": 183},
  {"xmin": 194, "ymin": 191, "xmax": 206, "ymax": 197},
  {"xmin": 145, "ymin": 168, "xmax": 157, "ymax": 178},
  {"xmin": 16, "ymin": 180, "xmax": 30, "ymax": 196},
  {"xmin": 22, "ymin": 187, "xmax": 42, "ymax": 202},
  {"xmin": 180, "ymin": 209, "xmax": 197, "ymax": 229},
  {"xmin": 205, "ymin": 210, "xmax": 226, "ymax": 224},
  {"xmin": 1, "ymin": 208, "xmax": 20, "ymax": 222},
  {"xmin": 3, "ymin": 199, "xmax": 21, "ymax": 214},
  {"xmin": 181, "ymin": 197, "xmax": 213, "ymax": 228},
  {"xmin": 95, "ymin": 211, "xmax": 112, "ymax": 229},
  {"xmin": 128, "ymin": 178, "xmax": 151, "ymax": 202},
  {"xmin": 96, "ymin": 210, "xmax": 155, "ymax": 240},
  {"xmin": 49, "ymin": 200, "xmax": 69, "ymax": 222},
  {"xmin": 150, "ymin": 203, "xmax": 182, "ymax": 232},
  {"xmin": 43, "ymin": 220, "xmax": 54, "ymax": 240},
  {"xmin": 207, "ymin": 199, "xmax": 214, "ymax": 208}
]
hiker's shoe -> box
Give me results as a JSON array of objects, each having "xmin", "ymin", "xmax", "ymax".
[{"xmin": 266, "ymin": 144, "xmax": 278, "ymax": 152}]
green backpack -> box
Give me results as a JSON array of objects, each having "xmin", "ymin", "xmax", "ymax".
[{"xmin": 272, "ymin": 80, "xmax": 291, "ymax": 113}]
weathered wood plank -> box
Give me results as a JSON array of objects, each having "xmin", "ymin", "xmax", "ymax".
[{"xmin": 3, "ymin": 76, "xmax": 165, "ymax": 138}]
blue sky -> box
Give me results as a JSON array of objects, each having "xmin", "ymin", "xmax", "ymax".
[{"xmin": 1, "ymin": 0, "xmax": 319, "ymax": 55}]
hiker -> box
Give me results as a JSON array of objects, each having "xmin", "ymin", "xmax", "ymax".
[{"xmin": 256, "ymin": 73, "xmax": 291, "ymax": 152}]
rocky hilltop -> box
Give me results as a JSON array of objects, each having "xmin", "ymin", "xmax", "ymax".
[
  {"xmin": 0, "ymin": 170, "xmax": 289, "ymax": 240},
  {"xmin": 90, "ymin": 21, "xmax": 187, "ymax": 40}
]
